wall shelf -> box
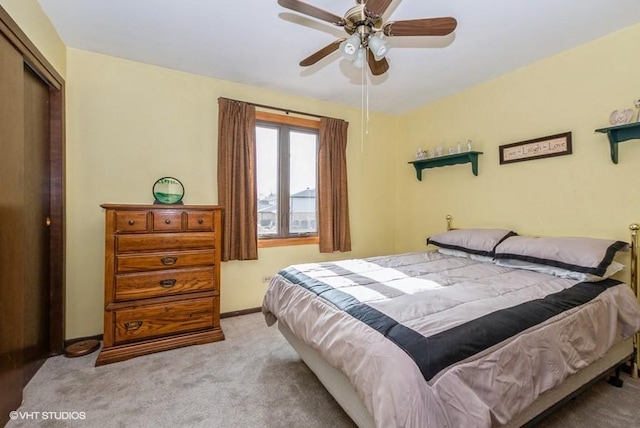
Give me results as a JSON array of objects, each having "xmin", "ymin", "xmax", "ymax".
[
  {"xmin": 595, "ymin": 122, "xmax": 640, "ymax": 164},
  {"xmin": 408, "ymin": 151, "xmax": 483, "ymax": 181}
]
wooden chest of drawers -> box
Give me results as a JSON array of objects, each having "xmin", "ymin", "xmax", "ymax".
[{"xmin": 95, "ymin": 204, "xmax": 225, "ymax": 366}]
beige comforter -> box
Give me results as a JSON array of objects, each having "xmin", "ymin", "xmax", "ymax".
[{"xmin": 262, "ymin": 251, "xmax": 640, "ymax": 427}]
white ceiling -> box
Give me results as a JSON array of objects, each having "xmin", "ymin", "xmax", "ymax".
[{"xmin": 38, "ymin": 0, "xmax": 640, "ymax": 115}]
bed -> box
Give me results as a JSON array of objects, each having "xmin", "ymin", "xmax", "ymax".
[{"xmin": 262, "ymin": 219, "xmax": 640, "ymax": 427}]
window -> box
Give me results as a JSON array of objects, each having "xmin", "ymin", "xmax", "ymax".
[{"xmin": 256, "ymin": 111, "xmax": 319, "ymax": 246}]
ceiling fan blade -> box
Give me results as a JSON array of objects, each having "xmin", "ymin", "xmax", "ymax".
[
  {"xmin": 367, "ymin": 49, "xmax": 389, "ymax": 76},
  {"xmin": 278, "ymin": 0, "xmax": 345, "ymax": 25},
  {"xmin": 364, "ymin": 0, "xmax": 394, "ymax": 18},
  {"xmin": 300, "ymin": 39, "xmax": 344, "ymax": 66},
  {"xmin": 383, "ymin": 17, "xmax": 457, "ymax": 37}
]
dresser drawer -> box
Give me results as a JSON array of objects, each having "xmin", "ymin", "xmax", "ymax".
[
  {"xmin": 186, "ymin": 210, "xmax": 214, "ymax": 231},
  {"xmin": 113, "ymin": 297, "xmax": 215, "ymax": 344},
  {"xmin": 116, "ymin": 250, "xmax": 215, "ymax": 273},
  {"xmin": 153, "ymin": 210, "xmax": 183, "ymax": 232},
  {"xmin": 114, "ymin": 267, "xmax": 215, "ymax": 301},
  {"xmin": 115, "ymin": 211, "xmax": 148, "ymax": 233},
  {"xmin": 116, "ymin": 232, "xmax": 215, "ymax": 252}
]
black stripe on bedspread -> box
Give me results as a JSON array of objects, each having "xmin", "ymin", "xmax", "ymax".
[{"xmin": 279, "ymin": 266, "xmax": 622, "ymax": 382}]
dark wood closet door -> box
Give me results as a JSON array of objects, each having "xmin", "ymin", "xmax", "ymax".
[
  {"xmin": 0, "ymin": 7, "xmax": 65, "ymax": 425},
  {"xmin": 0, "ymin": 33, "xmax": 26, "ymax": 420},
  {"xmin": 22, "ymin": 65, "xmax": 51, "ymax": 384}
]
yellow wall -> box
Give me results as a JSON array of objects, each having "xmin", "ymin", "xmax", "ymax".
[
  {"xmin": 0, "ymin": 0, "xmax": 66, "ymax": 77},
  {"xmin": 5, "ymin": 1, "xmax": 640, "ymax": 340},
  {"xmin": 65, "ymin": 48, "xmax": 399, "ymax": 338},
  {"xmin": 395, "ymin": 24, "xmax": 640, "ymax": 252}
]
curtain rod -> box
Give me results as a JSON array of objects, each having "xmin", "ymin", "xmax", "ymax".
[{"xmin": 219, "ymin": 97, "xmax": 324, "ymax": 120}]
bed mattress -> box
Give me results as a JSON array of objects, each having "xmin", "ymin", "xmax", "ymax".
[{"xmin": 262, "ymin": 251, "xmax": 640, "ymax": 428}]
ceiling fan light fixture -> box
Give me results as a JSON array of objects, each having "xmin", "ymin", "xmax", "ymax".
[
  {"xmin": 368, "ymin": 34, "xmax": 389, "ymax": 61},
  {"xmin": 278, "ymin": 0, "xmax": 458, "ymax": 76},
  {"xmin": 340, "ymin": 33, "xmax": 361, "ymax": 60}
]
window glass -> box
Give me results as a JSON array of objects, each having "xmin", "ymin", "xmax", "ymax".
[
  {"xmin": 256, "ymin": 126, "xmax": 279, "ymax": 236},
  {"xmin": 289, "ymin": 130, "xmax": 317, "ymax": 234},
  {"xmin": 256, "ymin": 120, "xmax": 318, "ymax": 239}
]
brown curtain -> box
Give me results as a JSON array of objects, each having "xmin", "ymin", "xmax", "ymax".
[
  {"xmin": 318, "ymin": 117, "xmax": 351, "ymax": 253},
  {"xmin": 217, "ymin": 98, "xmax": 258, "ymax": 261}
]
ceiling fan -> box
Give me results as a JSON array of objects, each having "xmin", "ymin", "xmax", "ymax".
[{"xmin": 278, "ymin": 0, "xmax": 457, "ymax": 76}]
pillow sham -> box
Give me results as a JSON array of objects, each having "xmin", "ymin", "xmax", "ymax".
[
  {"xmin": 495, "ymin": 258, "xmax": 625, "ymax": 282},
  {"xmin": 427, "ymin": 228, "xmax": 517, "ymax": 258},
  {"xmin": 493, "ymin": 235, "xmax": 628, "ymax": 278}
]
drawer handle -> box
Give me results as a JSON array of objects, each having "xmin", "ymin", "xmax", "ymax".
[
  {"xmin": 165, "ymin": 219, "xmax": 171, "ymax": 224},
  {"xmin": 124, "ymin": 321, "xmax": 142, "ymax": 331},
  {"xmin": 161, "ymin": 256, "xmax": 178, "ymax": 265},
  {"xmin": 128, "ymin": 220, "xmax": 135, "ymax": 226},
  {"xmin": 159, "ymin": 279, "xmax": 177, "ymax": 288},
  {"xmin": 198, "ymin": 218, "xmax": 204, "ymax": 224}
]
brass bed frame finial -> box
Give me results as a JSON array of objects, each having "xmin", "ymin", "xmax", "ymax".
[
  {"xmin": 630, "ymin": 223, "xmax": 638, "ymax": 298},
  {"xmin": 630, "ymin": 223, "xmax": 639, "ymax": 379},
  {"xmin": 446, "ymin": 215, "xmax": 452, "ymax": 231}
]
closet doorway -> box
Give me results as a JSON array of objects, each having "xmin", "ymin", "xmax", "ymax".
[{"xmin": 0, "ymin": 7, "xmax": 65, "ymax": 425}]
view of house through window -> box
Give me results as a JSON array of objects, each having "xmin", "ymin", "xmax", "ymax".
[{"xmin": 256, "ymin": 117, "xmax": 318, "ymax": 239}]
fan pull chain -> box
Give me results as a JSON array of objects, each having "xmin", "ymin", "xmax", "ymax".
[
  {"xmin": 366, "ymin": 65, "xmax": 370, "ymax": 134},
  {"xmin": 360, "ymin": 49, "xmax": 371, "ymax": 153},
  {"xmin": 361, "ymin": 53, "xmax": 366, "ymax": 153}
]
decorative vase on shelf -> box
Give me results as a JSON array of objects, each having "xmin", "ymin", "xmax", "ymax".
[{"xmin": 609, "ymin": 109, "xmax": 634, "ymax": 126}]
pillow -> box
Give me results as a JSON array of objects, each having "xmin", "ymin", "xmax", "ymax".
[
  {"xmin": 427, "ymin": 228, "xmax": 517, "ymax": 258},
  {"xmin": 495, "ymin": 258, "xmax": 625, "ymax": 282},
  {"xmin": 494, "ymin": 235, "xmax": 628, "ymax": 278}
]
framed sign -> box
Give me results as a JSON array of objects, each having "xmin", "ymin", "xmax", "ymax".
[{"xmin": 499, "ymin": 132, "xmax": 572, "ymax": 164}]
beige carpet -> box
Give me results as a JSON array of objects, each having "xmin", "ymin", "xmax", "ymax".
[{"xmin": 7, "ymin": 313, "xmax": 640, "ymax": 427}]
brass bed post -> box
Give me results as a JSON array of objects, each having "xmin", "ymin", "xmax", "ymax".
[
  {"xmin": 446, "ymin": 215, "xmax": 453, "ymax": 231},
  {"xmin": 631, "ymin": 223, "xmax": 639, "ymax": 379}
]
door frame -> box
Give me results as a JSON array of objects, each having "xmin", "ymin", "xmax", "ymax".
[{"xmin": 0, "ymin": 6, "xmax": 65, "ymax": 354}]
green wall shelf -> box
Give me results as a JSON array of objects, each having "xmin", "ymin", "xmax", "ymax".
[
  {"xmin": 408, "ymin": 151, "xmax": 483, "ymax": 181},
  {"xmin": 595, "ymin": 122, "xmax": 640, "ymax": 164}
]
